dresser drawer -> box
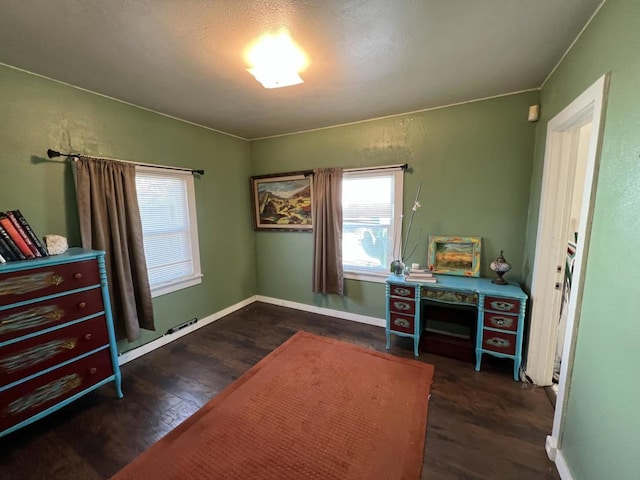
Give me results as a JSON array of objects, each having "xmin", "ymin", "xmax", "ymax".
[
  {"xmin": 0, "ymin": 316, "xmax": 110, "ymax": 386},
  {"xmin": 0, "ymin": 348, "xmax": 113, "ymax": 432},
  {"xmin": 0, "ymin": 260, "xmax": 100, "ymax": 306},
  {"xmin": 389, "ymin": 297, "xmax": 416, "ymax": 315},
  {"xmin": 0, "ymin": 288, "xmax": 105, "ymax": 343},
  {"xmin": 389, "ymin": 313, "xmax": 415, "ymax": 334},
  {"xmin": 484, "ymin": 296, "xmax": 521, "ymax": 314},
  {"xmin": 389, "ymin": 284, "xmax": 415, "ymax": 298},
  {"xmin": 483, "ymin": 312, "xmax": 518, "ymax": 332},
  {"xmin": 482, "ymin": 330, "xmax": 516, "ymax": 355}
]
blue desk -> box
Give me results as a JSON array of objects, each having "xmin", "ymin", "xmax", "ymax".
[{"xmin": 385, "ymin": 274, "xmax": 527, "ymax": 380}]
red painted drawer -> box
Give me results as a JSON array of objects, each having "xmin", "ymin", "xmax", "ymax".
[
  {"xmin": 389, "ymin": 313, "xmax": 415, "ymax": 334},
  {"xmin": 482, "ymin": 330, "xmax": 516, "ymax": 355},
  {"xmin": 389, "ymin": 284, "xmax": 415, "ymax": 298},
  {"xmin": 0, "ymin": 288, "xmax": 104, "ymax": 343},
  {"xmin": 0, "ymin": 349, "xmax": 113, "ymax": 432},
  {"xmin": 389, "ymin": 297, "xmax": 416, "ymax": 315},
  {"xmin": 0, "ymin": 259, "xmax": 100, "ymax": 306},
  {"xmin": 0, "ymin": 315, "xmax": 109, "ymax": 386},
  {"xmin": 483, "ymin": 312, "xmax": 518, "ymax": 332},
  {"xmin": 484, "ymin": 296, "xmax": 521, "ymax": 314}
]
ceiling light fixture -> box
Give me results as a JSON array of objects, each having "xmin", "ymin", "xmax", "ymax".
[{"xmin": 245, "ymin": 30, "xmax": 308, "ymax": 89}]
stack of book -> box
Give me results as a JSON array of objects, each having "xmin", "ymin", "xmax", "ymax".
[
  {"xmin": 0, "ymin": 210, "xmax": 49, "ymax": 263},
  {"xmin": 405, "ymin": 267, "xmax": 436, "ymax": 283}
]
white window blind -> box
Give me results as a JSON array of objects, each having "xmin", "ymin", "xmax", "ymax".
[
  {"xmin": 135, "ymin": 167, "xmax": 202, "ymax": 297},
  {"xmin": 342, "ymin": 168, "xmax": 403, "ymax": 280}
]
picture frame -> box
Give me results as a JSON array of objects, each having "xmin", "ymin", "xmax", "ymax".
[
  {"xmin": 250, "ymin": 172, "xmax": 313, "ymax": 231},
  {"xmin": 427, "ymin": 235, "xmax": 482, "ymax": 277}
]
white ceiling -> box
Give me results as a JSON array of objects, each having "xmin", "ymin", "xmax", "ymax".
[{"xmin": 0, "ymin": 0, "xmax": 603, "ymax": 139}]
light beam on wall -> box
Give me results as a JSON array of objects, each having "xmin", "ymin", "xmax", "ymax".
[{"xmin": 245, "ymin": 30, "xmax": 308, "ymax": 89}]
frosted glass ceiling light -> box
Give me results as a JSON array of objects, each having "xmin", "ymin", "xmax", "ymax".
[{"xmin": 246, "ymin": 30, "xmax": 307, "ymax": 89}]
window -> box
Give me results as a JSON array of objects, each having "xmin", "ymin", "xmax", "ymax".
[
  {"xmin": 342, "ymin": 168, "xmax": 404, "ymax": 282},
  {"xmin": 135, "ymin": 167, "xmax": 202, "ymax": 297}
]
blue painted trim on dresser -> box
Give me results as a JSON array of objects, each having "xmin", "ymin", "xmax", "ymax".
[{"xmin": 0, "ymin": 248, "xmax": 123, "ymax": 437}]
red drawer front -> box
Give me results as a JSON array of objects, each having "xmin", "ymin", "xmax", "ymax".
[
  {"xmin": 484, "ymin": 296, "xmax": 521, "ymax": 314},
  {"xmin": 483, "ymin": 312, "xmax": 518, "ymax": 332},
  {"xmin": 389, "ymin": 313, "xmax": 415, "ymax": 334},
  {"xmin": 0, "ymin": 259, "xmax": 100, "ymax": 306},
  {"xmin": 482, "ymin": 330, "xmax": 516, "ymax": 355},
  {"xmin": 389, "ymin": 284, "xmax": 415, "ymax": 298},
  {"xmin": 389, "ymin": 298, "xmax": 415, "ymax": 315},
  {"xmin": 0, "ymin": 287, "xmax": 104, "ymax": 343},
  {"xmin": 0, "ymin": 349, "xmax": 113, "ymax": 432},
  {"xmin": 0, "ymin": 315, "xmax": 109, "ymax": 386}
]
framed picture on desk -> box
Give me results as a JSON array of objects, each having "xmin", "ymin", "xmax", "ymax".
[{"xmin": 428, "ymin": 235, "xmax": 481, "ymax": 277}]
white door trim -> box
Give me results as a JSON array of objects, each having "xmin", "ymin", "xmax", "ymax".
[{"xmin": 526, "ymin": 75, "xmax": 608, "ymax": 388}]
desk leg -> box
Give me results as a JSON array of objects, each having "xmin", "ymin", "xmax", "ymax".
[
  {"xmin": 475, "ymin": 352, "xmax": 482, "ymax": 371},
  {"xmin": 385, "ymin": 329, "xmax": 391, "ymax": 350},
  {"xmin": 413, "ymin": 336, "xmax": 419, "ymax": 357}
]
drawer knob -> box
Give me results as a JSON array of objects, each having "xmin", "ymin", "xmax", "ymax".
[
  {"xmin": 78, "ymin": 302, "xmax": 87, "ymax": 309},
  {"xmin": 89, "ymin": 367, "xmax": 98, "ymax": 375},
  {"xmin": 74, "ymin": 273, "xmax": 83, "ymax": 279},
  {"xmin": 496, "ymin": 319, "xmax": 504, "ymax": 325},
  {"xmin": 84, "ymin": 333, "xmax": 92, "ymax": 341}
]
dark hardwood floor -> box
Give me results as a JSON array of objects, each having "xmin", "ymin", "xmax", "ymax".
[{"xmin": 0, "ymin": 302, "xmax": 559, "ymax": 480}]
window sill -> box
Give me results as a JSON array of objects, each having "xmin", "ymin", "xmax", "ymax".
[
  {"xmin": 344, "ymin": 271, "xmax": 388, "ymax": 284},
  {"xmin": 150, "ymin": 274, "xmax": 203, "ymax": 298}
]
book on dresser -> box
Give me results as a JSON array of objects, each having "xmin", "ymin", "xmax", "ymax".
[
  {"xmin": 0, "ymin": 210, "xmax": 48, "ymax": 262},
  {"xmin": 405, "ymin": 275, "xmax": 437, "ymax": 283},
  {"xmin": 405, "ymin": 267, "xmax": 436, "ymax": 283}
]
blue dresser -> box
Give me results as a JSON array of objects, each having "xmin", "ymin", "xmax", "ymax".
[
  {"xmin": 386, "ymin": 274, "xmax": 528, "ymax": 380},
  {"xmin": 0, "ymin": 248, "xmax": 122, "ymax": 437}
]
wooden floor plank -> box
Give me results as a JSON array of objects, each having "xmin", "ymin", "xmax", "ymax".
[{"xmin": 0, "ymin": 302, "xmax": 559, "ymax": 479}]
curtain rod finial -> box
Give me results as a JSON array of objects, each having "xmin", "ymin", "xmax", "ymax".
[{"xmin": 47, "ymin": 149, "xmax": 61, "ymax": 159}]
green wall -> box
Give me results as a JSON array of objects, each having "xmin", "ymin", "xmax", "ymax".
[
  {"xmin": 250, "ymin": 91, "xmax": 539, "ymax": 318},
  {"xmin": 0, "ymin": 64, "xmax": 256, "ymax": 353},
  {"xmin": 525, "ymin": 1, "xmax": 640, "ymax": 478}
]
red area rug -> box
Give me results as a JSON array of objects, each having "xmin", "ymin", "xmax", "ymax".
[{"xmin": 113, "ymin": 331, "xmax": 434, "ymax": 480}]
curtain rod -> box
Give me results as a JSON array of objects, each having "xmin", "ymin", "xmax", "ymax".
[
  {"xmin": 46, "ymin": 149, "xmax": 205, "ymax": 175},
  {"xmin": 344, "ymin": 163, "xmax": 408, "ymax": 173},
  {"xmin": 304, "ymin": 163, "xmax": 408, "ymax": 176}
]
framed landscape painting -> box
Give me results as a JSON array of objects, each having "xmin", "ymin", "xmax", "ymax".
[
  {"xmin": 250, "ymin": 172, "xmax": 313, "ymax": 231},
  {"xmin": 428, "ymin": 235, "xmax": 481, "ymax": 277}
]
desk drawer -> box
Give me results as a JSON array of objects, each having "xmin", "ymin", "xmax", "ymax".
[
  {"xmin": 0, "ymin": 260, "xmax": 100, "ymax": 305},
  {"xmin": 482, "ymin": 330, "xmax": 516, "ymax": 355},
  {"xmin": 0, "ymin": 288, "xmax": 105, "ymax": 343},
  {"xmin": 0, "ymin": 316, "xmax": 109, "ymax": 386},
  {"xmin": 0, "ymin": 348, "xmax": 113, "ymax": 432},
  {"xmin": 389, "ymin": 313, "xmax": 415, "ymax": 334},
  {"xmin": 484, "ymin": 296, "xmax": 520, "ymax": 314},
  {"xmin": 389, "ymin": 298, "xmax": 415, "ymax": 315},
  {"xmin": 422, "ymin": 288, "xmax": 478, "ymax": 306},
  {"xmin": 483, "ymin": 312, "xmax": 517, "ymax": 332},
  {"xmin": 389, "ymin": 284, "xmax": 415, "ymax": 298}
]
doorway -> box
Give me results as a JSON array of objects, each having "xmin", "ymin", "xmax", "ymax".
[{"xmin": 524, "ymin": 75, "xmax": 608, "ymax": 470}]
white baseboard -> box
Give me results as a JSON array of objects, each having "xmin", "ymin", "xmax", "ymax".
[
  {"xmin": 118, "ymin": 295, "xmax": 384, "ymax": 365},
  {"xmin": 118, "ymin": 295, "xmax": 258, "ymax": 365},
  {"xmin": 546, "ymin": 435, "xmax": 573, "ymax": 480},
  {"xmin": 256, "ymin": 295, "xmax": 386, "ymax": 328},
  {"xmin": 555, "ymin": 448, "xmax": 574, "ymax": 480}
]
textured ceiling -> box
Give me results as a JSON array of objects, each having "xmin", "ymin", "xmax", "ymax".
[{"xmin": 0, "ymin": 0, "xmax": 603, "ymax": 139}]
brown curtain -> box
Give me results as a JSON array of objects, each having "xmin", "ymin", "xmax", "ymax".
[
  {"xmin": 312, "ymin": 168, "xmax": 344, "ymax": 295},
  {"xmin": 75, "ymin": 156, "xmax": 155, "ymax": 341}
]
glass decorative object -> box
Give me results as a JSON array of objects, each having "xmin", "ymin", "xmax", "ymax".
[
  {"xmin": 490, "ymin": 250, "xmax": 512, "ymax": 285},
  {"xmin": 390, "ymin": 259, "xmax": 405, "ymax": 276}
]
